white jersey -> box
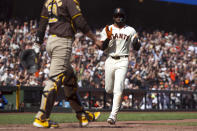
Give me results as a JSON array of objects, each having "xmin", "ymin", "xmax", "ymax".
[{"xmin": 100, "ymin": 24, "xmax": 136, "ymax": 56}]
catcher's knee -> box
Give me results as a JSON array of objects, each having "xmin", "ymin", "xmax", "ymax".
[
  {"xmin": 63, "ymin": 69, "xmax": 78, "ymax": 87},
  {"xmin": 49, "ymin": 69, "xmax": 77, "ymax": 90},
  {"xmin": 42, "ymin": 82, "xmax": 58, "ymax": 102},
  {"xmin": 43, "ymin": 88, "xmax": 57, "ymax": 98},
  {"xmin": 50, "ymin": 70, "xmax": 79, "ymax": 97}
]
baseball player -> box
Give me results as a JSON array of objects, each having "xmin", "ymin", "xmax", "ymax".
[
  {"xmin": 32, "ymin": 0, "xmax": 101, "ymax": 128},
  {"xmin": 100, "ymin": 8, "xmax": 141, "ymax": 125}
]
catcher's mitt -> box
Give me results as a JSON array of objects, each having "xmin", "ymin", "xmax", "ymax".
[{"xmin": 20, "ymin": 49, "xmax": 38, "ymax": 74}]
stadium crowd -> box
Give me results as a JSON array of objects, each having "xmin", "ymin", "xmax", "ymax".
[
  {"xmin": 0, "ymin": 19, "xmax": 197, "ymax": 110},
  {"xmin": 0, "ymin": 19, "xmax": 196, "ymax": 90}
]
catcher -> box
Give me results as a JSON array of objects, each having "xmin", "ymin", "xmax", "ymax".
[{"xmin": 21, "ymin": 0, "xmax": 102, "ymax": 128}]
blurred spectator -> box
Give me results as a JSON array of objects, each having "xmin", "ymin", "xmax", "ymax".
[
  {"xmin": 0, "ymin": 91, "xmax": 8, "ymax": 109},
  {"xmin": 0, "ymin": 19, "xmax": 197, "ymax": 111},
  {"xmin": 121, "ymin": 95, "xmax": 131, "ymax": 109},
  {"xmin": 0, "ymin": 19, "xmax": 196, "ymax": 93}
]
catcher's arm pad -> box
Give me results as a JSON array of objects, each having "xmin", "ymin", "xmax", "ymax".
[
  {"xmin": 132, "ymin": 35, "xmax": 141, "ymax": 51},
  {"xmin": 20, "ymin": 49, "xmax": 38, "ymax": 74}
]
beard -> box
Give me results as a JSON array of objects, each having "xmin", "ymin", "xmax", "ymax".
[
  {"xmin": 114, "ymin": 17, "xmax": 125, "ymax": 27},
  {"xmin": 115, "ymin": 21, "xmax": 125, "ymax": 27}
]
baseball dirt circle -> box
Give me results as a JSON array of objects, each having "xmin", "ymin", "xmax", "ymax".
[{"xmin": 1, "ymin": 119, "xmax": 197, "ymax": 131}]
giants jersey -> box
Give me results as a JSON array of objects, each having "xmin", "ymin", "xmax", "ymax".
[{"xmin": 100, "ymin": 24, "xmax": 136, "ymax": 56}]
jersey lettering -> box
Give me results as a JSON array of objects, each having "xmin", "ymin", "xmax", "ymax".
[
  {"xmin": 113, "ymin": 33, "xmax": 118, "ymax": 39},
  {"xmin": 112, "ymin": 33, "xmax": 129, "ymax": 41},
  {"xmin": 45, "ymin": 0, "xmax": 63, "ymax": 23},
  {"xmin": 119, "ymin": 34, "xmax": 123, "ymax": 39}
]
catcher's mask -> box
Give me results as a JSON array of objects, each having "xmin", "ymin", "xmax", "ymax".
[
  {"xmin": 20, "ymin": 49, "xmax": 38, "ymax": 74},
  {"xmin": 113, "ymin": 8, "xmax": 126, "ymax": 26}
]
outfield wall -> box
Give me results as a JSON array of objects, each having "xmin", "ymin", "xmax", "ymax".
[{"xmin": 1, "ymin": 86, "xmax": 197, "ymax": 112}]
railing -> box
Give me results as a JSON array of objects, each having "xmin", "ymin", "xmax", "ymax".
[{"xmin": 1, "ymin": 86, "xmax": 197, "ymax": 112}]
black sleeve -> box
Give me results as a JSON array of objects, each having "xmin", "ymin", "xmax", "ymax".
[
  {"xmin": 132, "ymin": 37, "xmax": 141, "ymax": 51},
  {"xmin": 101, "ymin": 38, "xmax": 110, "ymax": 51}
]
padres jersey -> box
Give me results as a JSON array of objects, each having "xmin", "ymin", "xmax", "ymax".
[
  {"xmin": 38, "ymin": 0, "xmax": 91, "ymax": 38},
  {"xmin": 100, "ymin": 24, "xmax": 136, "ymax": 56}
]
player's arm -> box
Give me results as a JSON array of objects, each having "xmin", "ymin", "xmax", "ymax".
[
  {"xmin": 33, "ymin": 5, "xmax": 48, "ymax": 53},
  {"xmin": 102, "ymin": 39, "xmax": 110, "ymax": 51},
  {"xmin": 35, "ymin": 5, "xmax": 48, "ymax": 45},
  {"xmin": 100, "ymin": 25, "xmax": 112, "ymax": 51},
  {"xmin": 67, "ymin": 0, "xmax": 92, "ymax": 37},
  {"xmin": 67, "ymin": 0, "xmax": 102, "ymax": 47}
]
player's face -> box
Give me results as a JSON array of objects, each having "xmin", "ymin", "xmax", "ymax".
[
  {"xmin": 113, "ymin": 13, "xmax": 125, "ymax": 27},
  {"xmin": 114, "ymin": 14, "xmax": 124, "ymax": 20}
]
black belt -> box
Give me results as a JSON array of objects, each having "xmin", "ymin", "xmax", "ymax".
[{"xmin": 111, "ymin": 55, "xmax": 128, "ymax": 59}]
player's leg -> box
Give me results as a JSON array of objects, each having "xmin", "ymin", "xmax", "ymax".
[
  {"xmin": 107, "ymin": 59, "xmax": 128, "ymax": 125},
  {"xmin": 51, "ymin": 37, "xmax": 100, "ymax": 127},
  {"xmin": 63, "ymin": 66, "xmax": 100, "ymax": 127},
  {"xmin": 105, "ymin": 57, "xmax": 115, "ymax": 93},
  {"xmin": 33, "ymin": 36, "xmax": 72, "ymax": 128},
  {"xmin": 33, "ymin": 76, "xmax": 61, "ymax": 128}
]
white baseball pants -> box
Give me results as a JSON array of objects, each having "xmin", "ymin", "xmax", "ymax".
[{"xmin": 105, "ymin": 56, "xmax": 128, "ymax": 117}]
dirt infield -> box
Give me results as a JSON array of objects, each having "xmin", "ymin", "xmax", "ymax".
[{"xmin": 0, "ymin": 119, "xmax": 197, "ymax": 131}]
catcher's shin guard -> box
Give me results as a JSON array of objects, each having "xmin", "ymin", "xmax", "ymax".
[
  {"xmin": 36, "ymin": 87, "xmax": 57, "ymax": 120},
  {"xmin": 63, "ymin": 70, "xmax": 84, "ymax": 112},
  {"xmin": 36, "ymin": 73, "xmax": 66, "ymax": 120},
  {"xmin": 65, "ymin": 90, "xmax": 84, "ymax": 112}
]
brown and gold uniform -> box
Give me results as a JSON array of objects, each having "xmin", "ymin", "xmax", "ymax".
[{"xmin": 35, "ymin": 0, "xmax": 93, "ymax": 121}]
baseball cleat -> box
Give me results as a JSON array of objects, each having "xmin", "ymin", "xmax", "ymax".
[
  {"xmin": 107, "ymin": 114, "xmax": 116, "ymax": 125},
  {"xmin": 76, "ymin": 112, "xmax": 89, "ymax": 127},
  {"xmin": 85, "ymin": 111, "xmax": 95, "ymax": 121},
  {"xmin": 33, "ymin": 118, "xmax": 59, "ymax": 128},
  {"xmin": 77, "ymin": 111, "xmax": 101, "ymax": 127},
  {"xmin": 93, "ymin": 112, "xmax": 101, "ymax": 121},
  {"xmin": 83, "ymin": 111, "xmax": 101, "ymax": 122},
  {"xmin": 107, "ymin": 118, "xmax": 116, "ymax": 125}
]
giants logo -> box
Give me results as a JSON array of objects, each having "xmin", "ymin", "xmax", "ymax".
[{"xmin": 112, "ymin": 33, "xmax": 129, "ymax": 41}]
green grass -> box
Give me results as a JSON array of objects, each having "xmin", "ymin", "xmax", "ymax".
[
  {"xmin": 0, "ymin": 112, "xmax": 197, "ymax": 125},
  {"xmin": 117, "ymin": 112, "xmax": 197, "ymax": 121}
]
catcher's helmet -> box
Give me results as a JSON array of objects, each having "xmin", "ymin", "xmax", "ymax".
[
  {"xmin": 20, "ymin": 49, "xmax": 38, "ymax": 74},
  {"xmin": 113, "ymin": 8, "xmax": 126, "ymax": 23}
]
